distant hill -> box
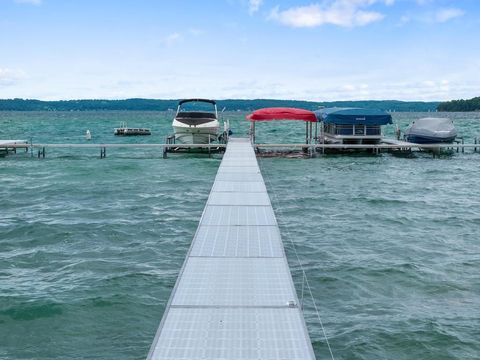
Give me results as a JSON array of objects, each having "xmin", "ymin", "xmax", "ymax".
[
  {"xmin": 0, "ymin": 98, "xmax": 439, "ymax": 112},
  {"xmin": 437, "ymin": 96, "xmax": 480, "ymax": 112}
]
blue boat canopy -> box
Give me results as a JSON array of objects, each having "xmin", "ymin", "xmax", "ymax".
[{"xmin": 315, "ymin": 107, "xmax": 392, "ymax": 125}]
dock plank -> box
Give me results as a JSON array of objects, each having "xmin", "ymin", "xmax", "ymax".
[{"xmin": 147, "ymin": 138, "xmax": 315, "ymax": 360}]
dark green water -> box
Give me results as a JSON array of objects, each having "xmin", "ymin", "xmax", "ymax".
[{"xmin": 1, "ymin": 111, "xmax": 479, "ymax": 359}]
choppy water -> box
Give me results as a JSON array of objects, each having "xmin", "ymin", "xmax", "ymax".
[{"xmin": 1, "ymin": 111, "xmax": 480, "ymax": 359}]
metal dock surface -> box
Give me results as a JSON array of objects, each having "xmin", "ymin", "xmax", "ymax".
[{"xmin": 147, "ymin": 138, "xmax": 315, "ymax": 359}]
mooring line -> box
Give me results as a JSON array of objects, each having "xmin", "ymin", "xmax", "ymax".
[{"xmin": 259, "ymin": 156, "xmax": 336, "ymax": 360}]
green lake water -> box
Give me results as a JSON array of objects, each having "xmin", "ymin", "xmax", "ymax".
[{"xmin": 1, "ymin": 111, "xmax": 479, "ymax": 359}]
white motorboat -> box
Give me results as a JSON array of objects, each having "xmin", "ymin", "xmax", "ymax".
[{"xmin": 172, "ymin": 99, "xmax": 219, "ymax": 144}]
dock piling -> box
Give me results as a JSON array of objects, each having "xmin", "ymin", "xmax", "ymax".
[{"xmin": 37, "ymin": 147, "xmax": 45, "ymax": 158}]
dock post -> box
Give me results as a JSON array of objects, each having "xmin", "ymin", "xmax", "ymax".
[
  {"xmin": 208, "ymin": 136, "xmax": 211, "ymax": 158},
  {"xmin": 462, "ymin": 138, "xmax": 465, "ymax": 153},
  {"xmin": 38, "ymin": 147, "xmax": 45, "ymax": 158},
  {"xmin": 100, "ymin": 147, "xmax": 106, "ymax": 158},
  {"xmin": 475, "ymin": 137, "xmax": 478, "ymax": 152},
  {"xmin": 163, "ymin": 136, "xmax": 168, "ymax": 159},
  {"xmin": 305, "ymin": 122, "xmax": 308, "ymax": 144}
]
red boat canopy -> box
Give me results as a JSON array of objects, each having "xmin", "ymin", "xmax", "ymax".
[{"xmin": 246, "ymin": 107, "xmax": 317, "ymax": 122}]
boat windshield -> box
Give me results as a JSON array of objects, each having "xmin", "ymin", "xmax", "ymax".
[{"xmin": 178, "ymin": 99, "xmax": 217, "ymax": 114}]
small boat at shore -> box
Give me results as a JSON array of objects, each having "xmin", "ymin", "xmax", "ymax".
[
  {"xmin": 404, "ymin": 117, "xmax": 457, "ymax": 144},
  {"xmin": 172, "ymin": 99, "xmax": 219, "ymax": 144},
  {"xmin": 114, "ymin": 122, "xmax": 151, "ymax": 136}
]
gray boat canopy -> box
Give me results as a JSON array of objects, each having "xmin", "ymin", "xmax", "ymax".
[{"xmin": 315, "ymin": 107, "xmax": 392, "ymax": 125}]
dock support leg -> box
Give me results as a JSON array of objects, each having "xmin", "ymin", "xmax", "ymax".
[
  {"xmin": 462, "ymin": 138, "xmax": 465, "ymax": 153},
  {"xmin": 38, "ymin": 147, "xmax": 45, "ymax": 158},
  {"xmin": 100, "ymin": 147, "xmax": 106, "ymax": 158},
  {"xmin": 208, "ymin": 137, "xmax": 211, "ymax": 158}
]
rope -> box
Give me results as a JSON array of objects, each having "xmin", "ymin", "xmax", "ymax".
[{"xmin": 259, "ymin": 156, "xmax": 336, "ymax": 360}]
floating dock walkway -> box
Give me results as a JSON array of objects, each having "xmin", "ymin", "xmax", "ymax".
[{"xmin": 147, "ymin": 138, "xmax": 315, "ymax": 359}]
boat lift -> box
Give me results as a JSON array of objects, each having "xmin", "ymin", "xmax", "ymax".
[{"xmin": 246, "ymin": 107, "xmax": 319, "ymax": 156}]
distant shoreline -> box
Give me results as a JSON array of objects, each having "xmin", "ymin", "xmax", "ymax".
[{"xmin": 0, "ymin": 98, "xmax": 439, "ymax": 112}]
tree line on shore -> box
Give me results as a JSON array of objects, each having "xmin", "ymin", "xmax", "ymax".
[
  {"xmin": 436, "ymin": 96, "xmax": 480, "ymax": 112},
  {"xmin": 0, "ymin": 98, "xmax": 440, "ymax": 112}
]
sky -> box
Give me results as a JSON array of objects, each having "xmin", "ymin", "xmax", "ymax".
[{"xmin": 0, "ymin": 0, "xmax": 479, "ymax": 101}]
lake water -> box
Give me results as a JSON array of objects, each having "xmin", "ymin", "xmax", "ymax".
[{"xmin": 1, "ymin": 111, "xmax": 479, "ymax": 359}]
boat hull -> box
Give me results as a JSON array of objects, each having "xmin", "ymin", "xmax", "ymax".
[
  {"xmin": 405, "ymin": 134, "xmax": 457, "ymax": 144},
  {"xmin": 173, "ymin": 124, "xmax": 219, "ymax": 144}
]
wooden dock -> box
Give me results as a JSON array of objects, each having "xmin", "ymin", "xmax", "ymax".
[{"xmin": 146, "ymin": 138, "xmax": 316, "ymax": 359}]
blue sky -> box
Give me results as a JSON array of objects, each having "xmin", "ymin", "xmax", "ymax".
[{"xmin": 0, "ymin": 0, "xmax": 479, "ymax": 101}]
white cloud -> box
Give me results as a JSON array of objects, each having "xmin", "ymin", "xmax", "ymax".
[
  {"xmin": 188, "ymin": 28, "xmax": 205, "ymax": 36},
  {"xmin": 249, "ymin": 0, "xmax": 263, "ymax": 15},
  {"xmin": 342, "ymin": 83, "xmax": 370, "ymax": 97},
  {"xmin": 14, "ymin": 0, "xmax": 42, "ymax": 5},
  {"xmin": 434, "ymin": 8, "xmax": 464, "ymax": 23},
  {"xmin": 398, "ymin": 6, "xmax": 464, "ymax": 26},
  {"xmin": 0, "ymin": 68, "xmax": 26, "ymax": 86},
  {"xmin": 268, "ymin": 1, "xmax": 391, "ymax": 28},
  {"xmin": 160, "ymin": 33, "xmax": 182, "ymax": 47},
  {"xmin": 398, "ymin": 15, "xmax": 411, "ymax": 25}
]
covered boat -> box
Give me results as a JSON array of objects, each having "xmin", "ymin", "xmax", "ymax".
[
  {"xmin": 172, "ymin": 99, "xmax": 219, "ymax": 144},
  {"xmin": 315, "ymin": 107, "xmax": 392, "ymax": 144},
  {"xmin": 404, "ymin": 117, "xmax": 457, "ymax": 144}
]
